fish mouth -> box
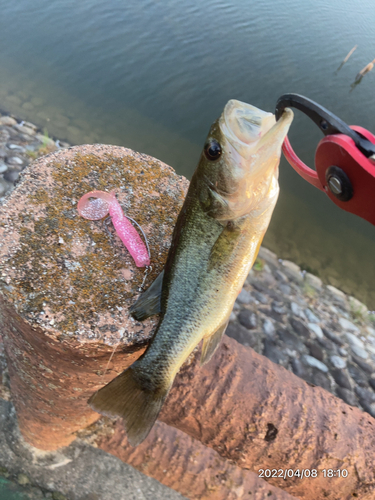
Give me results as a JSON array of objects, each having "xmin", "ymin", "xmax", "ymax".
[{"xmin": 219, "ymin": 99, "xmax": 276, "ymax": 159}]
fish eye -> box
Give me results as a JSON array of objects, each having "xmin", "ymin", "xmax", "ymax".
[{"xmin": 204, "ymin": 139, "xmax": 222, "ymax": 161}]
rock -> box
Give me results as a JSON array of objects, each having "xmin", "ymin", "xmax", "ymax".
[
  {"xmin": 0, "ymin": 181, "xmax": 7, "ymax": 196},
  {"xmin": 263, "ymin": 339, "xmax": 289, "ymax": 367},
  {"xmin": 365, "ymin": 344, "xmax": 375, "ymax": 356},
  {"xmin": 272, "ymin": 300, "xmax": 287, "ymax": 314},
  {"xmin": 14, "ymin": 124, "xmax": 36, "ymax": 136},
  {"xmin": 263, "ymin": 319, "xmax": 275, "ymax": 337},
  {"xmin": 278, "ymin": 282, "xmax": 291, "ymax": 295},
  {"xmin": 8, "ymin": 144, "xmax": 26, "ymax": 152},
  {"xmin": 226, "ymin": 322, "xmax": 250, "ymax": 344},
  {"xmin": 278, "ymin": 329, "xmax": 305, "ymax": 352},
  {"xmin": 17, "ymin": 473, "xmax": 30, "ymax": 485},
  {"xmin": 290, "ymin": 318, "xmax": 310, "ymax": 339},
  {"xmin": 236, "ymin": 289, "xmax": 254, "ymax": 305},
  {"xmin": 28, "ymin": 488, "xmax": 45, "ymax": 500},
  {"xmin": 326, "ymin": 285, "xmax": 346, "ymax": 302},
  {"xmin": 307, "ymin": 323, "xmax": 324, "ymax": 339},
  {"xmin": 345, "ymin": 332, "xmax": 364, "ymax": 348},
  {"xmin": 225, "ymin": 323, "xmax": 261, "ymax": 350},
  {"xmin": 360, "ymin": 401, "xmax": 375, "ymax": 418},
  {"xmin": 327, "ymin": 320, "xmax": 341, "ymax": 332},
  {"xmin": 312, "ymin": 369, "xmax": 332, "ymax": 391},
  {"xmin": 340, "ymin": 318, "xmax": 360, "ymax": 333},
  {"xmin": 6, "ymin": 156, "xmax": 23, "ymax": 166},
  {"xmin": 237, "ymin": 288, "xmax": 254, "ymax": 304},
  {"xmin": 348, "ymin": 363, "xmax": 369, "ymax": 387},
  {"xmin": 339, "ymin": 347, "xmax": 348, "ymax": 357},
  {"xmin": 256, "ymin": 269, "xmax": 276, "ymax": 287},
  {"xmin": 348, "ymin": 296, "xmax": 368, "ymax": 318},
  {"xmin": 251, "ymin": 281, "xmax": 280, "ymax": 300},
  {"xmin": 257, "ymin": 246, "xmax": 278, "ymax": 267},
  {"xmin": 369, "ymin": 378, "xmax": 375, "ymax": 391},
  {"xmin": 355, "ymin": 386, "xmax": 375, "ymax": 403},
  {"xmin": 352, "ymin": 355, "xmax": 374, "ymax": 374},
  {"xmin": 317, "ymin": 336, "xmax": 338, "ymax": 353},
  {"xmin": 331, "ymin": 369, "xmax": 352, "ymax": 390},
  {"xmin": 301, "ymin": 355, "xmax": 328, "ymax": 373},
  {"xmin": 23, "ymin": 120, "xmax": 38, "ymax": 131},
  {"xmin": 0, "ymin": 116, "xmax": 17, "ymax": 126},
  {"xmin": 330, "ymin": 355, "xmax": 346, "ymax": 369},
  {"xmin": 252, "ymin": 290, "xmax": 268, "ymax": 304},
  {"xmin": 308, "ymin": 343, "xmax": 325, "ymax": 362},
  {"xmin": 0, "ymin": 163, "xmax": 8, "ymax": 173},
  {"xmin": 291, "ymin": 358, "xmax": 309, "ymax": 378},
  {"xmin": 274, "ymin": 269, "xmax": 288, "ymax": 282},
  {"xmin": 3, "ymin": 170, "xmax": 20, "ymax": 183},
  {"xmin": 328, "ymin": 304, "xmax": 339, "ymax": 315},
  {"xmin": 281, "ymin": 260, "xmax": 303, "ymax": 283},
  {"xmin": 304, "ymin": 273, "xmax": 322, "ymax": 291},
  {"xmin": 291, "ymin": 302, "xmax": 307, "ymax": 320},
  {"xmin": 322, "ymin": 328, "xmax": 344, "ymax": 346},
  {"xmin": 336, "ymin": 387, "xmax": 357, "ymax": 406},
  {"xmin": 258, "ymin": 306, "xmax": 283, "ymax": 323},
  {"xmin": 237, "ymin": 310, "xmax": 257, "ymax": 330},
  {"xmin": 351, "ymin": 344, "xmax": 369, "ymax": 360},
  {"xmin": 305, "ymin": 309, "xmax": 320, "ymax": 323}
]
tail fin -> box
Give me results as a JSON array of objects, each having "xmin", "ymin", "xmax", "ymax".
[{"xmin": 88, "ymin": 368, "xmax": 170, "ymax": 446}]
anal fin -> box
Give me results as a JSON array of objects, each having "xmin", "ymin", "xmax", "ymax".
[
  {"xmin": 129, "ymin": 270, "xmax": 164, "ymax": 321},
  {"xmin": 200, "ymin": 322, "xmax": 228, "ymax": 365}
]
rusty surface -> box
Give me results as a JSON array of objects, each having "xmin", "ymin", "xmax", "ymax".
[
  {"xmin": 0, "ymin": 144, "xmax": 188, "ymax": 449},
  {"xmin": 96, "ymin": 419, "xmax": 298, "ymax": 500},
  {"xmin": 158, "ymin": 337, "xmax": 375, "ymax": 500}
]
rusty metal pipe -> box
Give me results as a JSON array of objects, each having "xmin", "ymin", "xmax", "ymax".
[{"xmin": 158, "ymin": 337, "xmax": 375, "ymax": 499}]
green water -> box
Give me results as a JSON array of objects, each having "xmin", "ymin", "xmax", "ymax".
[
  {"xmin": 0, "ymin": 0, "xmax": 375, "ymax": 306},
  {"xmin": 0, "ymin": 476, "xmax": 35, "ymax": 500}
]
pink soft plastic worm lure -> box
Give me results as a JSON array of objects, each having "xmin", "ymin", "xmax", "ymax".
[{"xmin": 77, "ymin": 190, "xmax": 150, "ymax": 268}]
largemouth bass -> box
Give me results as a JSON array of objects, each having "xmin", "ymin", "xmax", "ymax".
[{"xmin": 88, "ymin": 100, "xmax": 293, "ymax": 446}]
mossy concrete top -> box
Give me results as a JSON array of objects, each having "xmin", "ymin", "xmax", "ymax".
[{"xmin": 0, "ymin": 144, "xmax": 189, "ymax": 348}]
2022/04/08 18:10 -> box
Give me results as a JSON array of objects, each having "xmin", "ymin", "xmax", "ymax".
[{"xmin": 258, "ymin": 469, "xmax": 348, "ymax": 479}]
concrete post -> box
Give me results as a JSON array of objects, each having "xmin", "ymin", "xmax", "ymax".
[{"xmin": 0, "ymin": 144, "xmax": 188, "ymax": 449}]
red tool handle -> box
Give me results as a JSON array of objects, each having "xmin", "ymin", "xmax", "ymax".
[
  {"xmin": 282, "ymin": 126, "xmax": 375, "ymax": 225},
  {"xmin": 282, "ymin": 136, "xmax": 324, "ymax": 192}
]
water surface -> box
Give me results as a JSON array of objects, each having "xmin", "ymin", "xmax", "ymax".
[{"xmin": 0, "ymin": 0, "xmax": 375, "ymax": 305}]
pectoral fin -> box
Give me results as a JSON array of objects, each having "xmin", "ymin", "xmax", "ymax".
[
  {"xmin": 200, "ymin": 322, "xmax": 228, "ymax": 365},
  {"xmin": 129, "ymin": 270, "xmax": 164, "ymax": 321}
]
